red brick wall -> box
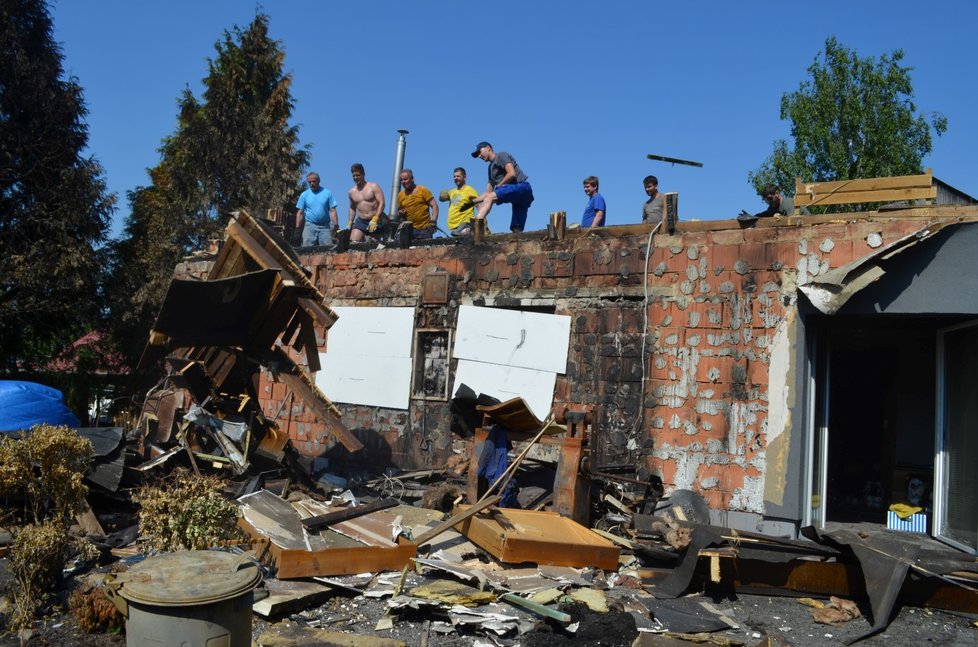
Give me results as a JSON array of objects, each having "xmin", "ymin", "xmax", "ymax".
[{"xmin": 176, "ymin": 213, "xmax": 955, "ymax": 513}]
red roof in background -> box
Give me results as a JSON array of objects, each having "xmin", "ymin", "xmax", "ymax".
[{"xmin": 46, "ymin": 330, "xmax": 130, "ymax": 375}]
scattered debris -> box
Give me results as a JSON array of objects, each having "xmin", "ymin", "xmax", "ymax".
[{"xmin": 811, "ymin": 596, "xmax": 862, "ymax": 625}]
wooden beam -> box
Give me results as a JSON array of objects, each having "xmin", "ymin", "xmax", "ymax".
[
  {"xmin": 298, "ymin": 296, "xmax": 339, "ymax": 331},
  {"xmin": 265, "ymin": 348, "xmax": 362, "ymax": 452},
  {"xmin": 226, "ymin": 219, "xmax": 284, "ymax": 272}
]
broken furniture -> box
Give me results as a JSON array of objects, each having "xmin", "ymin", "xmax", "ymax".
[
  {"xmin": 451, "ymin": 505, "xmax": 620, "ymax": 570},
  {"xmin": 466, "ymin": 399, "xmax": 593, "ymax": 525},
  {"xmin": 237, "ymin": 490, "xmax": 416, "ymax": 579}
]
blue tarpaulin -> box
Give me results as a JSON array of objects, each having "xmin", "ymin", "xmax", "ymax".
[{"xmin": 0, "ymin": 381, "xmax": 80, "ymax": 434}]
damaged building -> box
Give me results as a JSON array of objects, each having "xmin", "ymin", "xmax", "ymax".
[{"xmin": 168, "ymin": 171, "xmax": 978, "ymax": 554}]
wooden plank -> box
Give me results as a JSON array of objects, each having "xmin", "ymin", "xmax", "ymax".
[
  {"xmin": 794, "ymin": 170, "xmax": 935, "ymax": 207},
  {"xmin": 253, "ymin": 579, "xmax": 335, "ymax": 618},
  {"xmin": 297, "ymin": 313, "xmax": 321, "ymax": 373},
  {"xmin": 240, "ymin": 516, "xmax": 416, "ymax": 579},
  {"xmin": 591, "ymin": 528, "xmax": 635, "ymax": 549},
  {"xmin": 796, "ymin": 186, "xmax": 937, "ymax": 207},
  {"xmin": 265, "ymin": 347, "xmax": 363, "ymax": 452},
  {"xmin": 796, "ymin": 169, "xmax": 932, "ymax": 195},
  {"xmin": 298, "ymin": 296, "xmax": 338, "ymax": 331},
  {"xmin": 416, "ymin": 495, "xmax": 501, "ymax": 546},
  {"xmin": 226, "ymin": 219, "xmax": 284, "ymax": 271},
  {"xmin": 454, "ymin": 506, "xmax": 620, "ymax": 570},
  {"xmin": 281, "ymin": 311, "xmax": 303, "ymax": 348},
  {"xmin": 302, "ymin": 498, "xmax": 400, "ymax": 531}
]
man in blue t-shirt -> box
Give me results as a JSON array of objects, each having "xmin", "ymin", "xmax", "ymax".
[
  {"xmin": 295, "ymin": 172, "xmax": 339, "ymax": 246},
  {"xmin": 470, "ymin": 141, "xmax": 534, "ymax": 233},
  {"xmin": 581, "ymin": 175, "xmax": 606, "ymax": 227}
]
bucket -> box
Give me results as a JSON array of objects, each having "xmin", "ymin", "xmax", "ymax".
[{"xmin": 105, "ymin": 550, "xmax": 262, "ymax": 647}]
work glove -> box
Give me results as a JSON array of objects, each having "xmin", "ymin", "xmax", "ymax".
[
  {"xmin": 439, "ymin": 189, "xmax": 450, "ymax": 202},
  {"xmin": 368, "ymin": 216, "xmax": 379, "ymax": 233}
]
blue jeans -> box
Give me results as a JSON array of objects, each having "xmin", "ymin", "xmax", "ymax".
[
  {"xmin": 302, "ymin": 222, "xmax": 334, "ymax": 247},
  {"xmin": 494, "ymin": 181, "xmax": 533, "ymax": 231}
]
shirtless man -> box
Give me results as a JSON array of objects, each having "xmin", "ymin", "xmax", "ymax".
[{"xmin": 347, "ymin": 163, "xmax": 387, "ymax": 242}]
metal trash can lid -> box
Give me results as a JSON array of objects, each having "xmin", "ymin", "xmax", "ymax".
[{"xmin": 118, "ymin": 550, "xmax": 262, "ymax": 607}]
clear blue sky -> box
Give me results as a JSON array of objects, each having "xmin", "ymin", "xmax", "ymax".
[{"xmin": 52, "ymin": 1, "xmax": 977, "ymax": 237}]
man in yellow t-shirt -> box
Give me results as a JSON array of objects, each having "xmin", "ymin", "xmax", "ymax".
[
  {"xmin": 439, "ymin": 167, "xmax": 479, "ymax": 236},
  {"xmin": 397, "ymin": 169, "xmax": 438, "ymax": 239}
]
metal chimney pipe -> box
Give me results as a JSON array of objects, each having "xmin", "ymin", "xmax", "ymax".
[{"xmin": 389, "ymin": 129, "xmax": 409, "ymax": 219}]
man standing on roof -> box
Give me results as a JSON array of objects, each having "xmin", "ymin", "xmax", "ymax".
[
  {"xmin": 347, "ymin": 163, "xmax": 387, "ymax": 242},
  {"xmin": 470, "ymin": 141, "xmax": 534, "ymax": 233},
  {"xmin": 397, "ymin": 169, "xmax": 438, "ymax": 239},
  {"xmin": 642, "ymin": 175, "xmax": 663, "ymax": 224},
  {"xmin": 581, "ymin": 176, "xmax": 606, "ymax": 227},
  {"xmin": 295, "ymin": 171, "xmax": 338, "ymax": 246},
  {"xmin": 440, "ymin": 167, "xmax": 479, "ymax": 236}
]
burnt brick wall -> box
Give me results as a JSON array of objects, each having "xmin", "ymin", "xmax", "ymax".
[{"xmin": 175, "ymin": 214, "xmax": 954, "ymax": 513}]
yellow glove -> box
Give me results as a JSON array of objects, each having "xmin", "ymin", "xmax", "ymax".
[
  {"xmin": 438, "ymin": 189, "xmax": 450, "ymax": 202},
  {"xmin": 347, "ymin": 217, "xmax": 354, "ymax": 229},
  {"xmin": 368, "ymin": 216, "xmax": 379, "ymax": 233}
]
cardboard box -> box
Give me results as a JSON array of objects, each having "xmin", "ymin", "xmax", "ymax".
[{"xmin": 886, "ymin": 510, "xmax": 928, "ymax": 533}]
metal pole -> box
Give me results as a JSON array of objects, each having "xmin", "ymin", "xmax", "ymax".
[{"xmin": 390, "ymin": 129, "xmax": 409, "ymax": 219}]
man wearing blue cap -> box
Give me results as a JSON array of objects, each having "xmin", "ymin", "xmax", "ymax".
[{"xmin": 470, "ymin": 141, "xmax": 534, "ymax": 233}]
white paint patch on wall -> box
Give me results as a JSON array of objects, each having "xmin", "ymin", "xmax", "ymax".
[
  {"xmin": 731, "ymin": 476, "xmax": 766, "ymax": 511},
  {"xmin": 766, "ymin": 315, "xmax": 793, "ymax": 446}
]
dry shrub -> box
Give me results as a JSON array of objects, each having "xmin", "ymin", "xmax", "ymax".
[
  {"xmin": 133, "ymin": 468, "xmax": 247, "ymax": 553},
  {"xmin": 0, "ymin": 424, "xmax": 93, "ymax": 524},
  {"xmin": 8, "ymin": 521, "xmax": 72, "ymax": 629},
  {"xmin": 69, "ymin": 585, "xmax": 125, "ymax": 634},
  {"xmin": 0, "ymin": 425, "xmax": 95, "ymax": 629}
]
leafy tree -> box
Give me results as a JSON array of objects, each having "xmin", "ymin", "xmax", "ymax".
[
  {"xmin": 0, "ymin": 0, "xmax": 114, "ymax": 371},
  {"xmin": 749, "ymin": 37, "xmax": 947, "ymax": 204},
  {"xmin": 107, "ymin": 12, "xmax": 309, "ymax": 367}
]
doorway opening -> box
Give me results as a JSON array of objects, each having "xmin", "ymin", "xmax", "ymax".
[{"xmin": 814, "ymin": 316, "xmax": 965, "ymax": 527}]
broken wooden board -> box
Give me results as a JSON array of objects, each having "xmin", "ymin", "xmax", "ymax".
[
  {"xmin": 256, "ymin": 624, "xmax": 406, "ymax": 647},
  {"xmin": 238, "ymin": 490, "xmax": 415, "ymax": 579},
  {"xmin": 452, "ymin": 505, "xmax": 620, "ymax": 570},
  {"xmin": 253, "ymin": 579, "xmax": 335, "ymax": 618}
]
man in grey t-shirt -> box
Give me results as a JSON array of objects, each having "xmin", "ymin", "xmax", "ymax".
[
  {"xmin": 642, "ymin": 175, "xmax": 664, "ymax": 223},
  {"xmin": 470, "ymin": 141, "xmax": 534, "ymax": 232}
]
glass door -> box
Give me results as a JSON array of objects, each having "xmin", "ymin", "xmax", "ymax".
[{"xmin": 935, "ymin": 321, "xmax": 978, "ymax": 554}]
